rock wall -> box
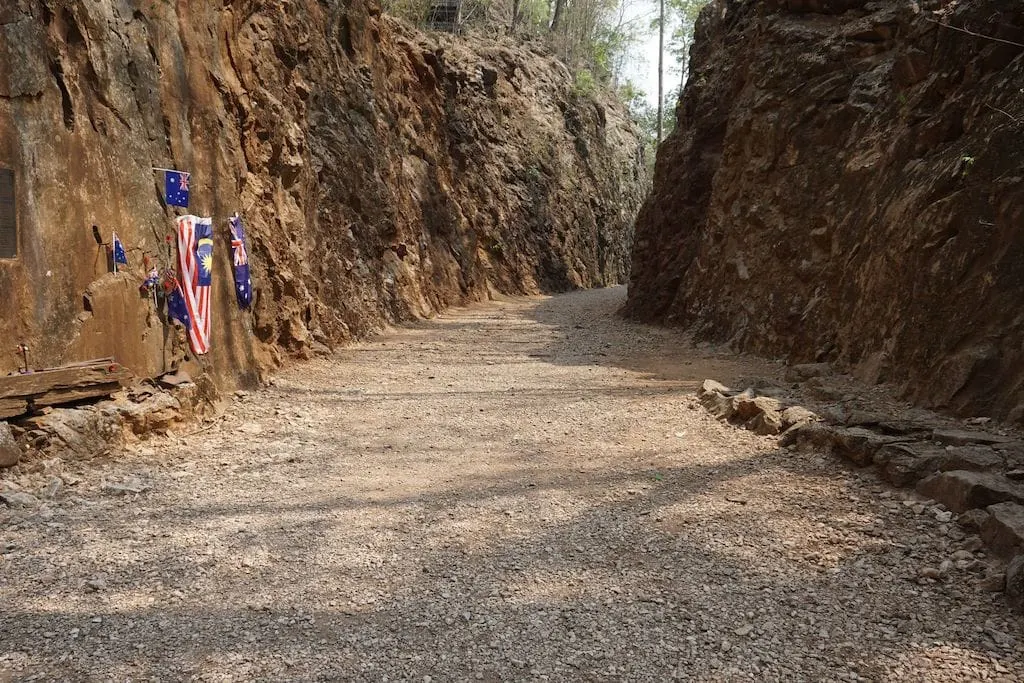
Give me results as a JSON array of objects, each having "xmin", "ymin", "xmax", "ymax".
[
  {"xmin": 0, "ymin": 0, "xmax": 643, "ymax": 386},
  {"xmin": 627, "ymin": 0, "xmax": 1024, "ymax": 420}
]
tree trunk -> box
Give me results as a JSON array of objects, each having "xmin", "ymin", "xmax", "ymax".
[
  {"xmin": 656, "ymin": 0, "xmax": 664, "ymax": 144},
  {"xmin": 550, "ymin": 0, "xmax": 566, "ymax": 32},
  {"xmin": 511, "ymin": 0, "xmax": 521, "ymax": 33}
]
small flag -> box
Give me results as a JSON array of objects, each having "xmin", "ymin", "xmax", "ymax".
[
  {"xmin": 112, "ymin": 232, "xmax": 128, "ymax": 267},
  {"xmin": 164, "ymin": 170, "xmax": 190, "ymax": 208},
  {"xmin": 229, "ymin": 215, "xmax": 253, "ymax": 309},
  {"xmin": 166, "ymin": 285, "xmax": 191, "ymax": 330},
  {"xmin": 140, "ymin": 267, "xmax": 160, "ymax": 294}
]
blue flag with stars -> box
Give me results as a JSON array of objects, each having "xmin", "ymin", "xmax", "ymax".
[
  {"xmin": 164, "ymin": 170, "xmax": 190, "ymax": 207},
  {"xmin": 112, "ymin": 232, "xmax": 128, "ymax": 265},
  {"xmin": 229, "ymin": 215, "xmax": 253, "ymax": 309}
]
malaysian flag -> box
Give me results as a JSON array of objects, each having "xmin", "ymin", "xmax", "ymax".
[
  {"xmin": 229, "ymin": 215, "xmax": 253, "ymax": 309},
  {"xmin": 175, "ymin": 215, "xmax": 213, "ymax": 355}
]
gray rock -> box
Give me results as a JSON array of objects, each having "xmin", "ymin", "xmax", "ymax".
[
  {"xmin": 931, "ymin": 428, "xmax": 1012, "ymax": 447},
  {"xmin": 0, "ymin": 490, "xmax": 39, "ymax": 507},
  {"xmin": 1006, "ymin": 555, "xmax": 1024, "ymax": 611},
  {"xmin": 916, "ymin": 470, "xmax": 1024, "ymax": 513},
  {"xmin": 873, "ymin": 442, "xmax": 946, "ymax": 487},
  {"xmin": 980, "ymin": 502, "xmax": 1024, "ymax": 559},
  {"xmin": 0, "ymin": 421, "xmax": 19, "ymax": 468},
  {"xmin": 784, "ymin": 363, "xmax": 833, "ymax": 382},
  {"xmin": 941, "ymin": 446, "xmax": 1004, "ymax": 472},
  {"xmin": 957, "ymin": 508, "xmax": 991, "ymax": 531}
]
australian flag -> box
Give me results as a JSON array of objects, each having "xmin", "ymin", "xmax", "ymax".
[
  {"xmin": 165, "ymin": 170, "xmax": 190, "ymax": 208},
  {"xmin": 229, "ymin": 215, "xmax": 253, "ymax": 309},
  {"xmin": 112, "ymin": 232, "xmax": 128, "ymax": 265},
  {"xmin": 166, "ymin": 285, "xmax": 191, "ymax": 329}
]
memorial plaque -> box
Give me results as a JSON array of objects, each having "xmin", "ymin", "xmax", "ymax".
[{"xmin": 0, "ymin": 169, "xmax": 15, "ymax": 258}]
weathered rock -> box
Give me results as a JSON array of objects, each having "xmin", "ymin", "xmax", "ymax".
[
  {"xmin": 746, "ymin": 408, "xmax": 784, "ymax": 436},
  {"xmin": 732, "ymin": 395, "xmax": 781, "ymax": 423},
  {"xmin": 958, "ymin": 508, "xmax": 991, "ymax": 532},
  {"xmin": 698, "ymin": 379, "xmax": 733, "ymax": 398},
  {"xmin": 780, "ymin": 406, "xmax": 817, "ymax": 430},
  {"xmin": 932, "ymin": 429, "xmax": 1013, "ymax": 447},
  {"xmin": 0, "ymin": 0, "xmax": 646, "ymax": 401},
  {"xmin": 917, "ymin": 470, "xmax": 1024, "ymax": 514},
  {"xmin": 115, "ymin": 393, "xmax": 182, "ymax": 435},
  {"xmin": 784, "ymin": 363, "xmax": 833, "ymax": 382},
  {"xmin": 980, "ymin": 502, "xmax": 1024, "ymax": 560},
  {"xmin": 0, "ymin": 421, "xmax": 19, "ymax": 468},
  {"xmin": 873, "ymin": 442, "xmax": 946, "ymax": 488},
  {"xmin": 782, "ymin": 422, "xmax": 899, "ymax": 466},
  {"xmin": 941, "ymin": 446, "xmax": 1004, "ymax": 472},
  {"xmin": 1006, "ymin": 555, "xmax": 1024, "ymax": 612},
  {"xmin": 0, "ymin": 490, "xmax": 38, "ymax": 507},
  {"xmin": 624, "ymin": 0, "xmax": 1024, "ymax": 421}
]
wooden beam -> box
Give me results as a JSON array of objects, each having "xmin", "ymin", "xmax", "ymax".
[
  {"xmin": 31, "ymin": 382, "xmax": 125, "ymax": 408},
  {"xmin": 0, "ymin": 361, "xmax": 132, "ymax": 400}
]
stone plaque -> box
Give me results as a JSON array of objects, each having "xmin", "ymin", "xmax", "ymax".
[{"xmin": 0, "ymin": 168, "xmax": 15, "ymax": 258}]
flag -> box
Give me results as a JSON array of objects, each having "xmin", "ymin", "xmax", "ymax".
[
  {"xmin": 112, "ymin": 232, "xmax": 128, "ymax": 266},
  {"xmin": 140, "ymin": 267, "xmax": 160, "ymax": 294},
  {"xmin": 165, "ymin": 170, "xmax": 190, "ymax": 208},
  {"xmin": 175, "ymin": 215, "xmax": 213, "ymax": 355},
  {"xmin": 166, "ymin": 285, "xmax": 191, "ymax": 330},
  {"xmin": 229, "ymin": 215, "xmax": 253, "ymax": 309}
]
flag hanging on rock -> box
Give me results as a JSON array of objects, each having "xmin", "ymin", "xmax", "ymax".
[
  {"xmin": 164, "ymin": 170, "xmax": 190, "ymax": 208},
  {"xmin": 229, "ymin": 215, "xmax": 253, "ymax": 309},
  {"xmin": 166, "ymin": 284, "xmax": 191, "ymax": 330},
  {"xmin": 175, "ymin": 215, "xmax": 213, "ymax": 355},
  {"xmin": 112, "ymin": 232, "xmax": 128, "ymax": 267}
]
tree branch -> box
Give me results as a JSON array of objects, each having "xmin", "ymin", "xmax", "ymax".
[{"xmin": 926, "ymin": 17, "xmax": 1024, "ymax": 49}]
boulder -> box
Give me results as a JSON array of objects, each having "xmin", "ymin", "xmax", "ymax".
[
  {"xmin": 941, "ymin": 446, "xmax": 1004, "ymax": 472},
  {"xmin": 873, "ymin": 442, "xmax": 946, "ymax": 487},
  {"xmin": 746, "ymin": 408, "xmax": 784, "ymax": 436},
  {"xmin": 781, "ymin": 422, "xmax": 900, "ymax": 466},
  {"xmin": 957, "ymin": 508, "xmax": 991, "ymax": 531},
  {"xmin": 916, "ymin": 470, "xmax": 1024, "ymax": 513},
  {"xmin": 780, "ymin": 405, "xmax": 817, "ymax": 430},
  {"xmin": 0, "ymin": 421, "xmax": 19, "ymax": 468},
  {"xmin": 698, "ymin": 379, "xmax": 733, "ymax": 397},
  {"xmin": 980, "ymin": 502, "xmax": 1024, "ymax": 559},
  {"xmin": 1006, "ymin": 554, "xmax": 1024, "ymax": 613}
]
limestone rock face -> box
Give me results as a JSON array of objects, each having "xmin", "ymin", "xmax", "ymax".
[
  {"xmin": 0, "ymin": 1, "xmax": 644, "ymax": 388},
  {"xmin": 626, "ymin": 0, "xmax": 1024, "ymax": 420}
]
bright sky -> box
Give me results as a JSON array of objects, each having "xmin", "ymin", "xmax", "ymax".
[{"xmin": 618, "ymin": 0, "xmax": 685, "ymax": 107}]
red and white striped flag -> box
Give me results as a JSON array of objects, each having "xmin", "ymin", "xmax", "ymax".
[{"xmin": 175, "ymin": 215, "xmax": 214, "ymax": 355}]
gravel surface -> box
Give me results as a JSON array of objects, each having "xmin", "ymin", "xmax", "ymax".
[{"xmin": 3, "ymin": 287, "xmax": 1024, "ymax": 681}]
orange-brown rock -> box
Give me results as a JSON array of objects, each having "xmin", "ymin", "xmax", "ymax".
[{"xmin": 0, "ymin": 0, "xmax": 643, "ymax": 389}]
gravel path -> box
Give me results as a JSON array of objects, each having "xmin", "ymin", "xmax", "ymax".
[{"xmin": 3, "ymin": 287, "xmax": 1024, "ymax": 681}]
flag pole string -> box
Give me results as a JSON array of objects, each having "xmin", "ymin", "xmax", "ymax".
[{"xmin": 152, "ymin": 167, "xmax": 188, "ymax": 174}]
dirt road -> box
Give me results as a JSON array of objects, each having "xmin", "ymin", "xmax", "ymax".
[{"xmin": 2, "ymin": 288, "xmax": 1023, "ymax": 681}]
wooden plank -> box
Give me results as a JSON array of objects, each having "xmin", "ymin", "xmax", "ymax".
[
  {"xmin": 31, "ymin": 382, "xmax": 124, "ymax": 408},
  {"xmin": 0, "ymin": 397, "xmax": 27, "ymax": 419},
  {"xmin": 0, "ymin": 362, "xmax": 132, "ymax": 400}
]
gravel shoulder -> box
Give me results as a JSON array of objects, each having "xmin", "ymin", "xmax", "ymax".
[{"xmin": 2, "ymin": 287, "xmax": 1023, "ymax": 681}]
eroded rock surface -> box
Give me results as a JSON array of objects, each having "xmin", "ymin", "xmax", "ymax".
[
  {"xmin": 627, "ymin": 0, "xmax": 1024, "ymax": 420},
  {"xmin": 0, "ymin": 0, "xmax": 644, "ymax": 388}
]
